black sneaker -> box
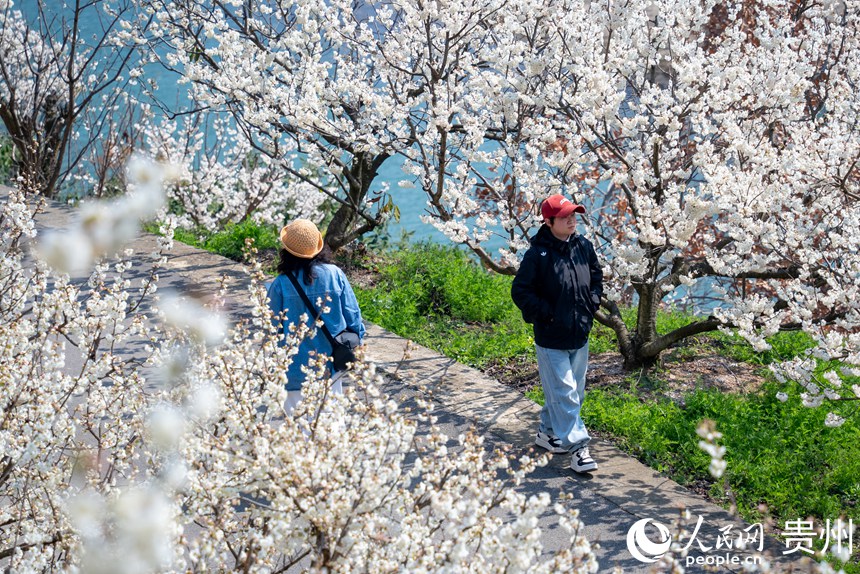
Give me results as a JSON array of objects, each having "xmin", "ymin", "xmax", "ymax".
[
  {"xmin": 570, "ymin": 446, "xmax": 598, "ymax": 473},
  {"xmin": 535, "ymin": 431, "xmax": 568, "ymax": 454}
]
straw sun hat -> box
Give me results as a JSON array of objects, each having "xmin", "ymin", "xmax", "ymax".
[{"xmin": 279, "ymin": 219, "xmax": 324, "ymax": 259}]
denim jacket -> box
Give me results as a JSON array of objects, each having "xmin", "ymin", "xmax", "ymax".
[{"xmin": 267, "ymin": 263, "xmax": 366, "ymax": 390}]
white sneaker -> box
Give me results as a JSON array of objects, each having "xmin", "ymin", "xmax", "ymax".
[
  {"xmin": 570, "ymin": 446, "xmax": 598, "ymax": 473},
  {"xmin": 535, "ymin": 431, "xmax": 568, "ymax": 454}
]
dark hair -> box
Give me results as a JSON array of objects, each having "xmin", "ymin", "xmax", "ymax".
[{"xmin": 276, "ymin": 245, "xmax": 333, "ymax": 284}]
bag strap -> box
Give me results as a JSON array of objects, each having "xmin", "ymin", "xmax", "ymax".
[{"xmin": 285, "ymin": 271, "xmax": 338, "ymax": 347}]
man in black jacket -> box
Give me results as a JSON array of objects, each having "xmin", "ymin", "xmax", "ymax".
[{"xmin": 511, "ymin": 194, "xmax": 603, "ymax": 473}]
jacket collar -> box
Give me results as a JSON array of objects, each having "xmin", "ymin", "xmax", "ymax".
[{"xmin": 531, "ymin": 224, "xmax": 577, "ymax": 251}]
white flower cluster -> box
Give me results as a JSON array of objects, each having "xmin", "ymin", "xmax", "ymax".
[
  {"xmin": 770, "ymin": 358, "xmax": 853, "ymax": 426},
  {"xmin": 144, "ymin": 271, "xmax": 601, "ymax": 572},
  {"xmin": 696, "ymin": 419, "xmax": 726, "ymax": 479},
  {"xmin": 0, "ymin": 187, "xmax": 167, "ymax": 571},
  {"xmin": 36, "ymin": 154, "xmax": 168, "ymax": 274},
  {"xmin": 0, "ymin": 6, "xmax": 65, "ymax": 112},
  {"xmin": 67, "ymin": 486, "xmax": 181, "ymax": 574},
  {"xmin": 143, "ymin": 114, "xmax": 326, "ymax": 230}
]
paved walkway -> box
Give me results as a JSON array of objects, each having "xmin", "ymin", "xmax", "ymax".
[{"xmin": 14, "ymin": 187, "xmax": 808, "ymax": 573}]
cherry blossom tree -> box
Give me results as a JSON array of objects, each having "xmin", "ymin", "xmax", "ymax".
[
  {"xmin": 532, "ymin": 0, "xmax": 859, "ymax": 374},
  {"xmin": 135, "ymin": 0, "xmax": 859, "ymax": 399},
  {"xmin": 143, "ymin": 111, "xmax": 327, "ymax": 229},
  {"xmin": 149, "ymin": 277, "xmax": 600, "ymax": 572},
  {"xmin": 134, "ymin": 0, "xmax": 528, "ymax": 249},
  {"xmin": 0, "ymin": 0, "xmax": 145, "ymax": 198},
  {"xmin": 350, "ymin": 0, "xmax": 860, "ymax": 420},
  {"xmin": 0, "ymin": 171, "xmax": 168, "ymax": 568},
  {"xmin": 408, "ymin": 0, "xmax": 860, "ymax": 380}
]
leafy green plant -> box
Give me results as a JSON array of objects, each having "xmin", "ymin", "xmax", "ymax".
[
  {"xmin": 0, "ymin": 133, "xmax": 14, "ymax": 185},
  {"xmin": 203, "ymin": 219, "xmax": 280, "ymax": 261},
  {"xmin": 355, "ymin": 244, "xmax": 530, "ymax": 366},
  {"xmin": 355, "ymin": 242, "xmax": 620, "ymax": 365},
  {"xmin": 144, "ymin": 219, "xmax": 280, "ymax": 261},
  {"xmin": 535, "ymin": 380, "xmax": 860, "ymax": 535},
  {"xmin": 172, "ymin": 226, "xmax": 208, "ymax": 249}
]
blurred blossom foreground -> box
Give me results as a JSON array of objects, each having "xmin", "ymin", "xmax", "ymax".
[{"xmin": 0, "ymin": 163, "xmax": 599, "ymax": 572}]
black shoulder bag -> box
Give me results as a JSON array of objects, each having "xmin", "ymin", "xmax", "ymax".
[{"xmin": 286, "ymin": 272, "xmax": 361, "ymax": 372}]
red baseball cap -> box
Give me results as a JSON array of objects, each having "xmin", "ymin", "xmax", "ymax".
[{"xmin": 541, "ymin": 194, "xmax": 585, "ymax": 220}]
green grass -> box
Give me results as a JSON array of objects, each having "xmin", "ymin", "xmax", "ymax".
[
  {"xmin": 578, "ymin": 382, "xmax": 860, "ymax": 523},
  {"xmin": 353, "ymin": 243, "xmax": 616, "ymax": 368},
  {"xmin": 145, "ymin": 219, "xmax": 281, "ymax": 261},
  {"xmin": 711, "ymin": 329, "xmax": 818, "ymax": 366},
  {"xmin": 0, "ymin": 134, "xmax": 14, "ymax": 185},
  {"xmin": 577, "ymin": 379, "xmax": 860, "ymax": 572},
  {"xmin": 353, "ymin": 243, "xmax": 531, "ymax": 366}
]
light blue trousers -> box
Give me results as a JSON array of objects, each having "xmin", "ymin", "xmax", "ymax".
[{"xmin": 535, "ymin": 343, "xmax": 591, "ymax": 451}]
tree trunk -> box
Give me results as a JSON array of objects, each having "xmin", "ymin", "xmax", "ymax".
[
  {"xmin": 609, "ymin": 283, "xmax": 660, "ymax": 370},
  {"xmin": 598, "ymin": 301, "xmax": 656, "ymax": 371},
  {"xmin": 600, "ymin": 291, "xmax": 723, "ymax": 371},
  {"xmin": 619, "ymin": 334, "xmax": 660, "ymax": 371},
  {"xmin": 324, "ymin": 151, "xmax": 389, "ymax": 251},
  {"xmin": 6, "ymin": 95, "xmax": 68, "ymax": 198},
  {"xmin": 634, "ymin": 282, "xmax": 658, "ymax": 347},
  {"xmin": 326, "ymin": 201, "xmax": 359, "ymax": 252}
]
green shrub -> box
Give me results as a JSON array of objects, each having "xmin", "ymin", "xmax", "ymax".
[
  {"xmin": 355, "ymin": 243, "xmax": 536, "ymax": 366},
  {"xmin": 203, "ymin": 219, "xmax": 280, "ymax": 261},
  {"xmin": 0, "ymin": 134, "xmax": 14, "ymax": 185},
  {"xmin": 172, "ymin": 226, "xmax": 208, "ymax": 249},
  {"xmin": 145, "ymin": 219, "xmax": 280, "ymax": 261}
]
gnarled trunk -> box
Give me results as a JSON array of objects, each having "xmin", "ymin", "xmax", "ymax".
[
  {"xmin": 598, "ymin": 294, "xmax": 722, "ymax": 371},
  {"xmin": 324, "ymin": 151, "xmax": 389, "ymax": 251}
]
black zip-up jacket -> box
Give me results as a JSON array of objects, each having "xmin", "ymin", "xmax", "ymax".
[{"xmin": 511, "ymin": 225, "xmax": 603, "ymax": 350}]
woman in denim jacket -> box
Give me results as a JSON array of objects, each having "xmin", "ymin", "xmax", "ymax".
[{"xmin": 267, "ymin": 219, "xmax": 365, "ymax": 412}]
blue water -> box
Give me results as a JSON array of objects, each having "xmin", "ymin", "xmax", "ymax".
[
  {"xmin": 371, "ymin": 157, "xmax": 448, "ymax": 245},
  {"xmin": 366, "ymin": 155, "xmax": 512, "ymax": 252}
]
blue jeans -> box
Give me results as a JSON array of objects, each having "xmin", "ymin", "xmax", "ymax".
[{"xmin": 535, "ymin": 343, "xmax": 591, "ymax": 451}]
